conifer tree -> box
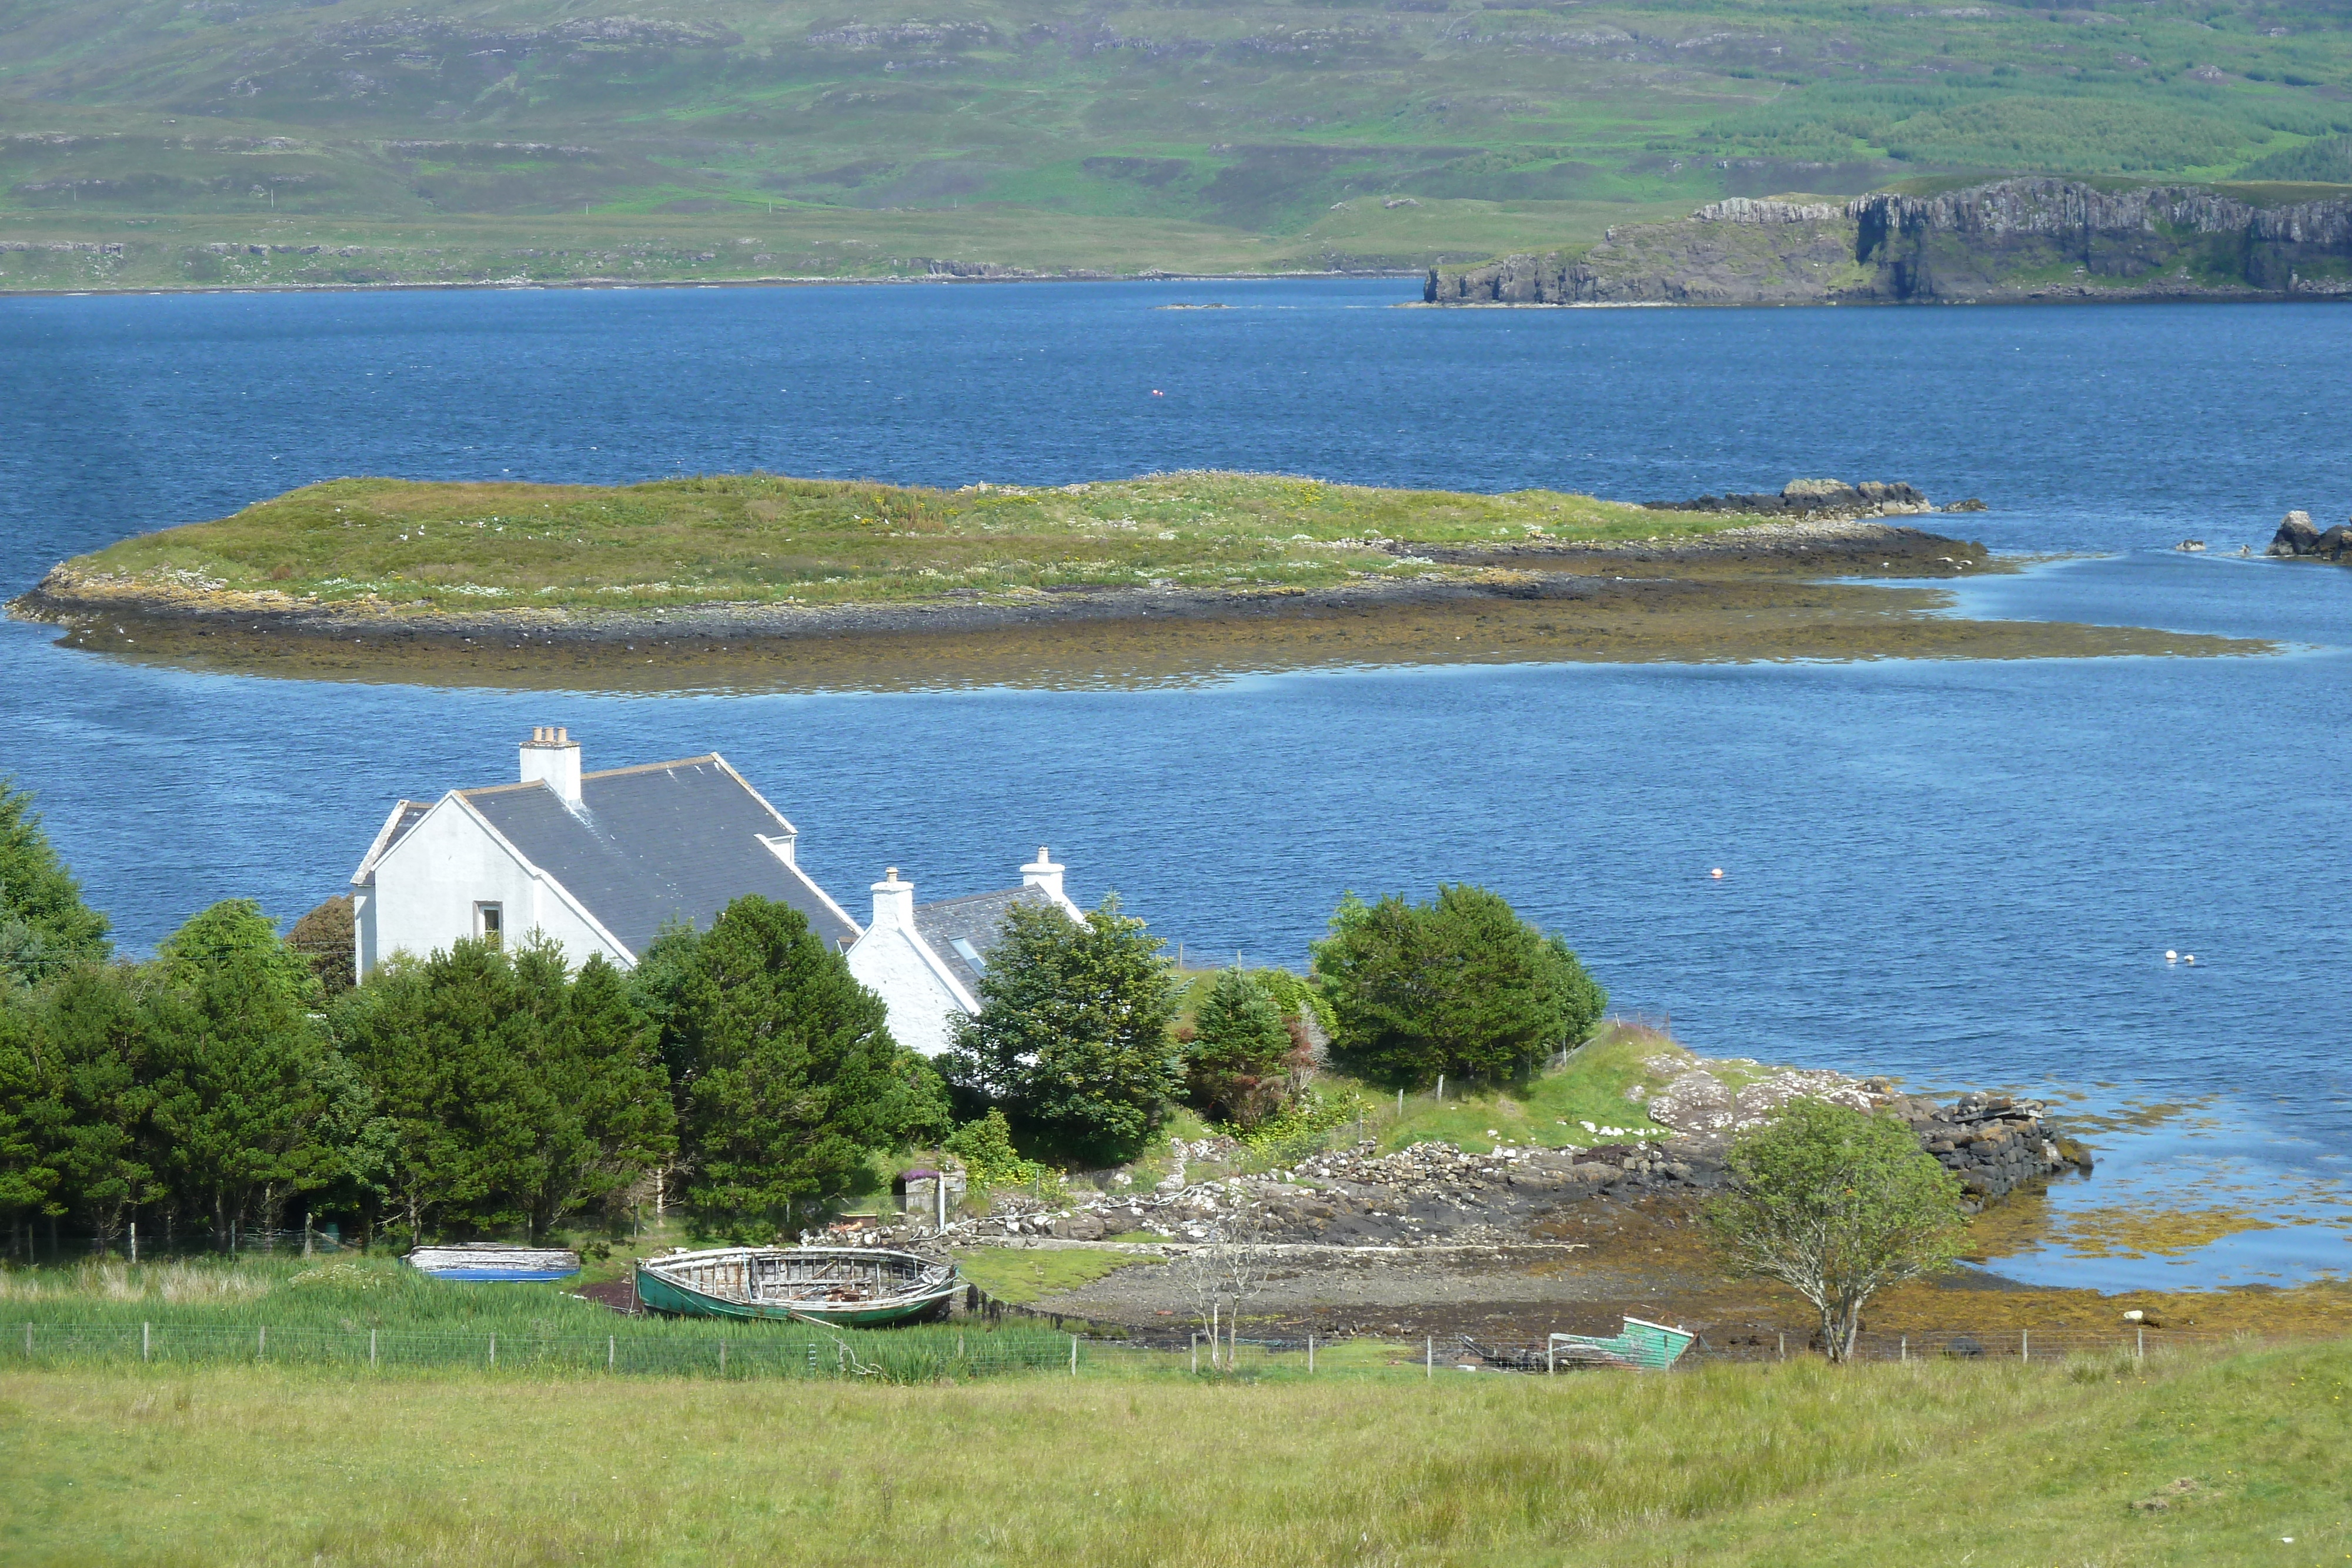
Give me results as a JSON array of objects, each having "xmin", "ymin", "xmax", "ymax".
[
  {"xmin": 667, "ymin": 896, "xmax": 945, "ymax": 1232},
  {"xmin": 942, "ymin": 897, "xmax": 1179, "ymax": 1163},
  {"xmin": 1183, "ymin": 966, "xmax": 1297, "ymax": 1128},
  {"xmin": 0, "ymin": 781, "xmax": 109, "ymax": 987}
]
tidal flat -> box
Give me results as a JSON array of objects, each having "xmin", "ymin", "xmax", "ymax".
[{"xmin": 6, "ymin": 472, "xmax": 2270, "ymax": 691}]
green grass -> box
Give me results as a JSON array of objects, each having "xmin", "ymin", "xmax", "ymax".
[
  {"xmin": 41, "ymin": 472, "xmax": 1740, "ymax": 614},
  {"xmin": 5, "ymin": 0, "xmax": 2352, "ymax": 286},
  {"xmin": 0, "ymin": 1338, "xmax": 2339, "ymax": 1564},
  {"xmin": 953, "ymin": 1248, "xmax": 1163, "ymax": 1307}
]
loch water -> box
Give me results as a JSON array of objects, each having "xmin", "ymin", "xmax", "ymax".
[{"xmin": 2, "ymin": 279, "xmax": 2347, "ymax": 1289}]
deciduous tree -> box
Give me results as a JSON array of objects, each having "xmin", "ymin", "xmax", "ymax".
[{"xmin": 1703, "ymin": 1098, "xmax": 1969, "ymax": 1362}]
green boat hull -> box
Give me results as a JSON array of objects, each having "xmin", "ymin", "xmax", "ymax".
[{"xmin": 634, "ymin": 1246, "xmax": 958, "ymax": 1328}]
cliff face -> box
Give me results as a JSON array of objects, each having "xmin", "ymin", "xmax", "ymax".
[{"xmin": 1426, "ymin": 179, "xmax": 2352, "ymax": 305}]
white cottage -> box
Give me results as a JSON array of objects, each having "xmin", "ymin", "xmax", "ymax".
[
  {"xmin": 350, "ymin": 728, "xmax": 862, "ymax": 978},
  {"xmin": 844, "ymin": 849, "xmax": 1085, "ymax": 1058}
]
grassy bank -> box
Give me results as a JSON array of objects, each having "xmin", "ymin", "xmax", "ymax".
[
  {"xmin": 0, "ymin": 1338, "xmax": 2339, "ymax": 1566},
  {"xmin": 31, "ymin": 472, "xmax": 1743, "ymax": 615}
]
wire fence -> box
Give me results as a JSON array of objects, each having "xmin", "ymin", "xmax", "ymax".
[{"xmin": 4, "ymin": 1317, "xmax": 2249, "ymax": 1385}]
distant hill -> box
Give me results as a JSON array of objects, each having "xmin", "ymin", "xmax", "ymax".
[{"xmin": 4, "ymin": 0, "xmax": 2352, "ymax": 286}]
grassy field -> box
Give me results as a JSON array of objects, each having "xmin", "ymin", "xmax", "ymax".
[
  {"xmin": 35, "ymin": 472, "xmax": 1742, "ymax": 614},
  {"xmin": 5, "ymin": 0, "xmax": 2352, "ymax": 286},
  {"xmin": 0, "ymin": 1337, "xmax": 2339, "ymax": 1565}
]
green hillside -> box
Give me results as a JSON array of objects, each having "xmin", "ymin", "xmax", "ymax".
[{"xmin": 5, "ymin": 0, "xmax": 2352, "ymax": 285}]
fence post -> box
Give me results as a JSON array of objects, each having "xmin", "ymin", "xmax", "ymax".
[
  {"xmin": 143, "ymin": 1322, "xmax": 151, "ymax": 1363},
  {"xmin": 1900, "ymin": 1336, "xmax": 1907, "ymax": 1363},
  {"xmin": 1547, "ymin": 1341, "xmax": 1556, "ymax": 1375},
  {"xmin": 129, "ymin": 1220, "xmax": 137, "ymax": 1267},
  {"xmin": 1191, "ymin": 1334, "xmax": 1198, "ymax": 1374},
  {"xmin": 2021, "ymin": 1330, "xmax": 2029, "ymax": 1363},
  {"xmin": 370, "ymin": 1329, "xmax": 377, "ymax": 1369},
  {"xmin": 1777, "ymin": 1332, "xmax": 1785, "ymax": 1362},
  {"xmin": 1308, "ymin": 1333, "xmax": 1315, "ymax": 1374},
  {"xmin": 1425, "ymin": 1337, "xmax": 1432, "ymax": 1379},
  {"xmin": 489, "ymin": 1332, "xmax": 496, "ymax": 1369},
  {"xmin": 1070, "ymin": 1335, "xmax": 1078, "ymax": 1376},
  {"xmin": 258, "ymin": 1326, "xmax": 266, "ymax": 1360},
  {"xmin": 2137, "ymin": 1327, "xmax": 2144, "ymax": 1362},
  {"xmin": 721, "ymin": 1340, "xmax": 729, "ymax": 1378},
  {"xmin": 609, "ymin": 1335, "xmax": 616, "ymax": 1372},
  {"xmin": 22, "ymin": 1322, "xmax": 29, "ymax": 1360}
]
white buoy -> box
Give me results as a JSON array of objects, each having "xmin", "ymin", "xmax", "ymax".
[
  {"xmin": 1710, "ymin": 868, "xmax": 1725, "ymax": 880},
  {"xmin": 2164, "ymin": 950, "xmax": 2178, "ymax": 963},
  {"xmin": 2183, "ymin": 954, "xmax": 2196, "ymax": 965}
]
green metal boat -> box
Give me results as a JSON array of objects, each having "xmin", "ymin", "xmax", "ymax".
[{"xmin": 634, "ymin": 1245, "xmax": 958, "ymax": 1327}]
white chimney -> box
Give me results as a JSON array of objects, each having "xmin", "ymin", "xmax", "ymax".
[
  {"xmin": 1021, "ymin": 846, "xmax": 1065, "ymax": 902},
  {"xmin": 520, "ymin": 726, "xmax": 582, "ymax": 805},
  {"xmin": 871, "ymin": 867, "xmax": 914, "ymax": 930}
]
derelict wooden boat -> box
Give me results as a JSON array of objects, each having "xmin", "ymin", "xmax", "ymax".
[
  {"xmin": 405, "ymin": 1243, "xmax": 582, "ymax": 1282},
  {"xmin": 634, "ymin": 1246, "xmax": 958, "ymax": 1327},
  {"xmin": 1544, "ymin": 1316, "xmax": 1695, "ymax": 1371}
]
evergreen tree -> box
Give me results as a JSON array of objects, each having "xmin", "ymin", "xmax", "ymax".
[
  {"xmin": 667, "ymin": 896, "xmax": 945, "ymax": 1232},
  {"xmin": 942, "ymin": 897, "xmax": 1178, "ymax": 1164},
  {"xmin": 24, "ymin": 964, "xmax": 158, "ymax": 1246},
  {"xmin": 0, "ymin": 781, "xmax": 110, "ymax": 987},
  {"xmin": 527, "ymin": 951, "xmax": 674, "ymax": 1236},
  {"xmin": 285, "ymin": 895, "xmax": 356, "ymax": 998},
  {"xmin": 1183, "ymin": 966, "xmax": 1297, "ymax": 1128},
  {"xmin": 1311, "ymin": 885, "xmax": 1606, "ymax": 1085},
  {"xmin": 333, "ymin": 940, "xmax": 548, "ymax": 1239},
  {"xmin": 147, "ymin": 901, "xmax": 329, "ymax": 1244},
  {"xmin": 0, "ymin": 999, "xmax": 58, "ymax": 1254}
]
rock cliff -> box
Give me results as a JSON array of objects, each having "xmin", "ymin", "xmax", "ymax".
[{"xmin": 1426, "ymin": 178, "xmax": 2352, "ymax": 305}]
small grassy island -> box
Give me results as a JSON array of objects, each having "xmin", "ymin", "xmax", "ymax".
[{"xmin": 11, "ymin": 472, "xmax": 2268, "ymax": 688}]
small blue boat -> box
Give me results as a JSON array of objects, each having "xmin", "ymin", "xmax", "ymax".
[{"xmin": 405, "ymin": 1243, "xmax": 581, "ymax": 1283}]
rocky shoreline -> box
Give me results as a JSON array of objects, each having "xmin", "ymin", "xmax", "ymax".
[
  {"xmin": 1424, "ymin": 178, "xmax": 2352, "ymax": 307},
  {"xmin": 8, "ymin": 517, "xmax": 1987, "ymax": 655},
  {"xmin": 2267, "ymin": 510, "xmax": 2352, "ymax": 561}
]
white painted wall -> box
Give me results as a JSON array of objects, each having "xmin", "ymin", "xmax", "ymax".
[
  {"xmin": 844, "ymin": 870, "xmax": 974, "ymax": 1058},
  {"xmin": 360, "ymin": 797, "xmax": 626, "ymax": 975}
]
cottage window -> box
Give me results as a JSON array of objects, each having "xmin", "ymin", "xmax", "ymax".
[{"xmin": 476, "ymin": 902, "xmax": 504, "ymax": 946}]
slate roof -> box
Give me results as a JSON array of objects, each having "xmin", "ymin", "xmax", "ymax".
[
  {"xmin": 456, "ymin": 754, "xmax": 859, "ymax": 958},
  {"xmin": 372, "ymin": 801, "xmax": 432, "ymax": 867},
  {"xmin": 911, "ymin": 886, "xmax": 1064, "ymax": 995}
]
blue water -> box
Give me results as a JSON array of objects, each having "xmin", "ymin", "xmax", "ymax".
[{"xmin": 2, "ymin": 280, "xmax": 2348, "ymax": 1287}]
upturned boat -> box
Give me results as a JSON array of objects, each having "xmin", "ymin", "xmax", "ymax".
[
  {"xmin": 634, "ymin": 1245, "xmax": 958, "ymax": 1326},
  {"xmin": 405, "ymin": 1243, "xmax": 582, "ymax": 1282}
]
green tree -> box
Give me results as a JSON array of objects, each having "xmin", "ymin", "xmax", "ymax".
[
  {"xmin": 332, "ymin": 939, "xmax": 549, "ymax": 1240},
  {"xmin": 0, "ymin": 781, "xmax": 110, "ymax": 988},
  {"xmin": 942, "ymin": 1108, "xmax": 1045, "ymax": 1190},
  {"xmin": 285, "ymin": 895, "xmax": 356, "ymax": 998},
  {"xmin": 147, "ymin": 900, "xmax": 329, "ymax": 1245},
  {"xmin": 22, "ymin": 963, "xmax": 158, "ymax": 1246},
  {"xmin": 1310, "ymin": 885, "xmax": 1604, "ymax": 1085},
  {"xmin": 1703, "ymin": 1099, "xmax": 1969, "ymax": 1362},
  {"xmin": 0, "ymin": 997, "xmax": 59, "ymax": 1255},
  {"xmin": 666, "ymin": 897, "xmax": 945, "ymax": 1233},
  {"xmin": 1183, "ymin": 966, "xmax": 1297, "ymax": 1128},
  {"xmin": 941, "ymin": 896, "xmax": 1178, "ymax": 1164},
  {"xmin": 528, "ymin": 951, "xmax": 674, "ymax": 1235}
]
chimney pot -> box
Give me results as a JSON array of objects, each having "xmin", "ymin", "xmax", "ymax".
[{"xmin": 871, "ymin": 866, "xmax": 914, "ymax": 929}]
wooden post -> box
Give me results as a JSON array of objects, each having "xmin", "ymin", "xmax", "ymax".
[
  {"xmin": 143, "ymin": 1322, "xmax": 151, "ymax": 1363},
  {"xmin": 1308, "ymin": 1333, "xmax": 1315, "ymax": 1374},
  {"xmin": 957, "ymin": 1332, "xmax": 964, "ymax": 1359},
  {"xmin": 258, "ymin": 1326, "xmax": 266, "ymax": 1359},
  {"xmin": 1900, "ymin": 1336, "xmax": 1907, "ymax": 1363},
  {"xmin": 2021, "ymin": 1330, "xmax": 2029, "ymax": 1363},
  {"xmin": 303, "ymin": 1213, "xmax": 312, "ymax": 1258},
  {"xmin": 1210, "ymin": 1304, "xmax": 1219, "ymax": 1370},
  {"xmin": 1547, "ymin": 1341, "xmax": 1556, "ymax": 1375},
  {"xmin": 2137, "ymin": 1326, "xmax": 2144, "ymax": 1362},
  {"xmin": 370, "ymin": 1329, "xmax": 377, "ymax": 1369},
  {"xmin": 1777, "ymin": 1332, "xmax": 1785, "ymax": 1361},
  {"xmin": 129, "ymin": 1220, "xmax": 137, "ymax": 1266},
  {"xmin": 1425, "ymin": 1336, "xmax": 1432, "ymax": 1378},
  {"xmin": 1436, "ymin": 1074, "xmax": 1444, "ymax": 1102},
  {"xmin": 1191, "ymin": 1334, "xmax": 1198, "ymax": 1374},
  {"xmin": 22, "ymin": 1322, "xmax": 30, "ymax": 1359},
  {"xmin": 1070, "ymin": 1335, "xmax": 1078, "ymax": 1376},
  {"xmin": 489, "ymin": 1332, "xmax": 496, "ymax": 1369},
  {"xmin": 1397, "ymin": 1088, "xmax": 1404, "ymax": 1118},
  {"xmin": 608, "ymin": 1335, "xmax": 616, "ymax": 1372}
]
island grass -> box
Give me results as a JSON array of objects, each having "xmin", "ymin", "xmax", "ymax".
[
  {"xmin": 0, "ymin": 1338, "xmax": 2338, "ymax": 1566},
  {"xmin": 44, "ymin": 472, "xmax": 1742, "ymax": 614}
]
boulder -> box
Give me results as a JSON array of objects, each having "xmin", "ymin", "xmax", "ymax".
[
  {"xmin": 2268, "ymin": 510, "xmax": 2321, "ymax": 556},
  {"xmin": 1050, "ymin": 1211, "xmax": 1107, "ymax": 1241},
  {"xmin": 2313, "ymin": 523, "xmax": 2352, "ymax": 560}
]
